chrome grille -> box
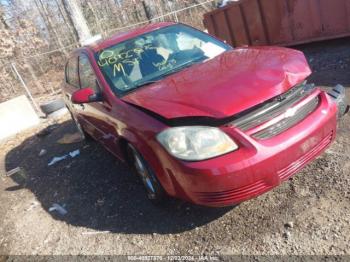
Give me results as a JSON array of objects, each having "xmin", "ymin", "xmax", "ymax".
[
  {"xmin": 253, "ymin": 96, "xmax": 320, "ymax": 140},
  {"xmin": 231, "ymin": 83, "xmax": 313, "ymax": 131}
]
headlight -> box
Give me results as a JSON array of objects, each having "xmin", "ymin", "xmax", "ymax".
[{"xmin": 156, "ymin": 126, "xmax": 238, "ymax": 161}]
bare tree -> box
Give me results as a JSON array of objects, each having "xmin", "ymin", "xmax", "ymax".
[
  {"xmin": 61, "ymin": 0, "xmax": 91, "ymax": 44},
  {"xmin": 1, "ymin": 0, "xmax": 218, "ymax": 103}
]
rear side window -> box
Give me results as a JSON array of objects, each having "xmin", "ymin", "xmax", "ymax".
[
  {"xmin": 79, "ymin": 54, "xmax": 99, "ymax": 92},
  {"xmin": 66, "ymin": 57, "xmax": 79, "ymax": 88}
]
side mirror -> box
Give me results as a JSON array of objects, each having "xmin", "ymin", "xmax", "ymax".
[{"xmin": 71, "ymin": 87, "xmax": 102, "ymax": 104}]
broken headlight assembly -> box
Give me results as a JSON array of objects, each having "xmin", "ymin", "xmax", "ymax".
[{"xmin": 157, "ymin": 126, "xmax": 238, "ymax": 161}]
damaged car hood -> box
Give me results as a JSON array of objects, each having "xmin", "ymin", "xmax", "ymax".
[{"xmin": 122, "ymin": 47, "xmax": 311, "ymax": 119}]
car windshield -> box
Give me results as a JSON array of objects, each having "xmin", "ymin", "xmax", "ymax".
[{"xmin": 95, "ymin": 24, "xmax": 232, "ymax": 96}]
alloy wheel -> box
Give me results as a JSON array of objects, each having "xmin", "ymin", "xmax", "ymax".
[{"xmin": 129, "ymin": 146, "xmax": 157, "ymax": 199}]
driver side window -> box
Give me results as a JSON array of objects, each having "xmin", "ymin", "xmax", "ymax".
[{"xmin": 79, "ymin": 54, "xmax": 99, "ymax": 92}]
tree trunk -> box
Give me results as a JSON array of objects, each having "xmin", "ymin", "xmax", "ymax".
[
  {"xmin": 87, "ymin": 2, "xmax": 105, "ymax": 37},
  {"xmin": 62, "ymin": 0, "xmax": 92, "ymax": 45},
  {"xmin": 37, "ymin": 0, "xmax": 68, "ymax": 55},
  {"xmin": 142, "ymin": 1, "xmax": 152, "ymax": 21},
  {"xmin": 0, "ymin": 13, "xmax": 9, "ymax": 29},
  {"xmin": 54, "ymin": 0, "xmax": 79, "ymax": 43}
]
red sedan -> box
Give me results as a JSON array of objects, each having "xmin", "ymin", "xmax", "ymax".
[{"xmin": 63, "ymin": 22, "xmax": 348, "ymax": 207}]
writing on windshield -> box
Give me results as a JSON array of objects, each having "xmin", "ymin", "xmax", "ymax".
[{"xmin": 96, "ymin": 24, "xmax": 231, "ymax": 96}]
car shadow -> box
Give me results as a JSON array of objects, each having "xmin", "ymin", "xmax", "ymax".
[{"xmin": 4, "ymin": 120, "xmax": 233, "ymax": 234}]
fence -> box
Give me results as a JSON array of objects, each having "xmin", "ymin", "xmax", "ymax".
[{"xmin": 0, "ymin": 0, "xmax": 217, "ymax": 112}]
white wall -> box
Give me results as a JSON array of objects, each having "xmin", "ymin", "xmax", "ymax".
[{"xmin": 0, "ymin": 95, "xmax": 39, "ymax": 140}]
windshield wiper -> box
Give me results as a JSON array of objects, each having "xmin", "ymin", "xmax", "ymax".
[
  {"xmin": 134, "ymin": 80, "xmax": 160, "ymax": 88},
  {"xmin": 160, "ymin": 58, "xmax": 204, "ymax": 78},
  {"xmin": 123, "ymin": 80, "xmax": 160, "ymax": 95}
]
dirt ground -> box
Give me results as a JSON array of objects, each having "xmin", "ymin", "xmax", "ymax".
[{"xmin": 0, "ymin": 37, "xmax": 350, "ymax": 257}]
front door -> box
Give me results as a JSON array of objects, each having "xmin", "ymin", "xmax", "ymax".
[{"xmin": 78, "ymin": 53, "xmax": 121, "ymax": 155}]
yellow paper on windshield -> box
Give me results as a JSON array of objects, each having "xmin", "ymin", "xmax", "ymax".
[{"xmin": 202, "ymin": 42, "xmax": 226, "ymax": 59}]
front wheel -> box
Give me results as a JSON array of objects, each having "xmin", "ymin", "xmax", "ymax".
[{"xmin": 127, "ymin": 144, "xmax": 166, "ymax": 204}]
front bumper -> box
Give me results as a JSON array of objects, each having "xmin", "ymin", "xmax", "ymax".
[{"xmin": 156, "ymin": 90, "xmax": 337, "ymax": 207}]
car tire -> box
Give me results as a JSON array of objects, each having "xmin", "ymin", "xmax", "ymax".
[
  {"xmin": 40, "ymin": 99, "xmax": 66, "ymax": 115},
  {"xmin": 127, "ymin": 144, "xmax": 167, "ymax": 205}
]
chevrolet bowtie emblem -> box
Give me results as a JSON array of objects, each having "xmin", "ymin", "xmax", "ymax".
[{"xmin": 285, "ymin": 107, "xmax": 298, "ymax": 117}]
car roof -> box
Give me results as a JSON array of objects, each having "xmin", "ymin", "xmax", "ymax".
[{"xmin": 88, "ymin": 22, "xmax": 177, "ymax": 52}]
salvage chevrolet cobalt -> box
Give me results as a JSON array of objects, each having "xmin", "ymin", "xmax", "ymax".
[{"xmin": 63, "ymin": 22, "xmax": 348, "ymax": 207}]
